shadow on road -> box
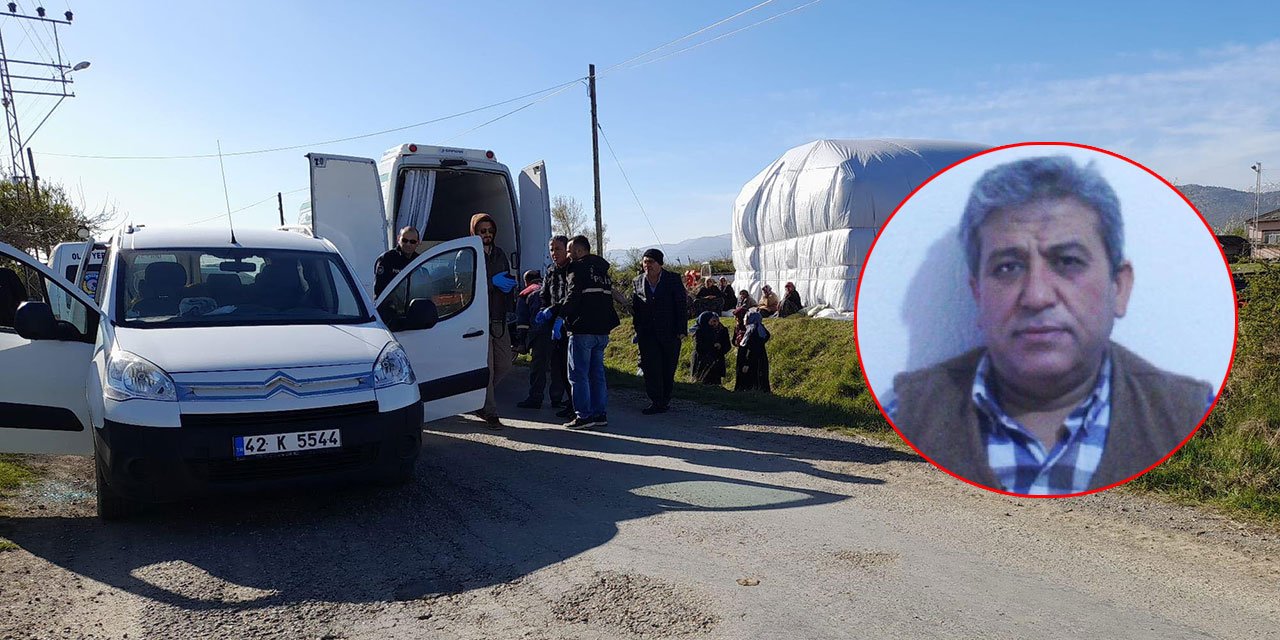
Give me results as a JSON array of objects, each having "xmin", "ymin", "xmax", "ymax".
[{"xmin": 0, "ymin": 418, "xmax": 856, "ymax": 612}]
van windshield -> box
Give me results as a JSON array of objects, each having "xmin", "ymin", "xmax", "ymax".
[{"xmin": 114, "ymin": 248, "xmax": 370, "ymax": 327}]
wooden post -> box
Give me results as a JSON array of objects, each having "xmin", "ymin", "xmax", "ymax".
[{"xmin": 589, "ymin": 64, "xmax": 603, "ymax": 254}]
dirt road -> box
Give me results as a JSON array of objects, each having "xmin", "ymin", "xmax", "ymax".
[{"xmin": 2, "ymin": 377, "xmax": 1278, "ymax": 639}]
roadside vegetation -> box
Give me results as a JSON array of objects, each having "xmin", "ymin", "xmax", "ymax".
[
  {"xmin": 1133, "ymin": 260, "xmax": 1280, "ymax": 521},
  {"xmin": 601, "ymin": 317, "xmax": 890, "ymax": 437}
]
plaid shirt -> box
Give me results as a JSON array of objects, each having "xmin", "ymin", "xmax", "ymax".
[
  {"xmin": 883, "ymin": 355, "xmax": 1114, "ymax": 495},
  {"xmin": 884, "ymin": 356, "xmax": 1217, "ymax": 495}
]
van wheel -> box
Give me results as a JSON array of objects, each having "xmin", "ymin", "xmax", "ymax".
[{"xmin": 95, "ymin": 462, "xmax": 138, "ymax": 521}]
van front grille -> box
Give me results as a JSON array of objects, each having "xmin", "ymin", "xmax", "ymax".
[{"xmin": 180, "ymin": 401, "xmax": 379, "ymax": 429}]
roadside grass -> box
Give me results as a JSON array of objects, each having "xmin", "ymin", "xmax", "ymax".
[
  {"xmin": 0, "ymin": 455, "xmax": 34, "ymax": 550},
  {"xmin": 601, "ymin": 316, "xmax": 894, "ymax": 440},
  {"xmin": 1131, "ymin": 262, "xmax": 1280, "ymax": 523}
]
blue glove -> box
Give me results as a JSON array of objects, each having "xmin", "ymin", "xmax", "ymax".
[
  {"xmin": 492, "ymin": 272, "xmax": 517, "ymax": 293},
  {"xmin": 534, "ymin": 307, "xmax": 554, "ymax": 327},
  {"xmin": 552, "ymin": 317, "xmax": 564, "ymax": 340}
]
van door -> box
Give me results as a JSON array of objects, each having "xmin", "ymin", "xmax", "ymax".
[
  {"xmin": 518, "ymin": 161, "xmax": 553, "ymax": 279},
  {"xmin": 374, "ymin": 236, "xmax": 490, "ymax": 421},
  {"xmin": 307, "ymin": 153, "xmax": 390, "ymax": 298},
  {"xmin": 0, "ymin": 242, "xmax": 100, "ymax": 455}
]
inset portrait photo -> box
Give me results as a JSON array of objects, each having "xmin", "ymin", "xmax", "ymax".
[{"xmin": 855, "ymin": 143, "xmax": 1236, "ymax": 497}]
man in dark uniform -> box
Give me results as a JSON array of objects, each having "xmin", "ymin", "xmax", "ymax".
[
  {"xmin": 631, "ymin": 248, "xmax": 687, "ymax": 414},
  {"xmin": 373, "ymin": 226, "xmax": 420, "ymax": 297}
]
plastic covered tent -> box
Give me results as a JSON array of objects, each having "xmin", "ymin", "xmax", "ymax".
[{"xmin": 731, "ymin": 139, "xmax": 990, "ymax": 313}]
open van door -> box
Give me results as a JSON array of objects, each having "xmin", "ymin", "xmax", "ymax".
[
  {"xmin": 307, "ymin": 153, "xmax": 390, "ymax": 298},
  {"xmin": 518, "ymin": 161, "xmax": 552, "ymax": 279},
  {"xmin": 374, "ymin": 236, "xmax": 489, "ymax": 421},
  {"xmin": 0, "ymin": 242, "xmax": 99, "ymax": 455}
]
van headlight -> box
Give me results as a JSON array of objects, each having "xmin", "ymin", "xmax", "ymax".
[
  {"xmin": 105, "ymin": 351, "xmax": 177, "ymax": 401},
  {"xmin": 373, "ymin": 341, "xmax": 416, "ymax": 389}
]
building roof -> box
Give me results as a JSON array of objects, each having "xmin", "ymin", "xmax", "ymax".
[{"xmin": 1248, "ymin": 207, "xmax": 1280, "ymax": 224}]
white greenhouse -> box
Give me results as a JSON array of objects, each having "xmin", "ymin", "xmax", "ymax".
[{"xmin": 731, "ymin": 139, "xmax": 989, "ymax": 314}]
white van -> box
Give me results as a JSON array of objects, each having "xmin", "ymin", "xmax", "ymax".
[
  {"xmin": 0, "ymin": 224, "xmax": 489, "ymax": 519},
  {"xmin": 300, "ymin": 144, "xmax": 552, "ymax": 298},
  {"xmin": 47, "ymin": 240, "xmax": 107, "ymax": 328}
]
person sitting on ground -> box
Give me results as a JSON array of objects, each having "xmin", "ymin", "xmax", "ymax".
[
  {"xmin": 691, "ymin": 311, "xmax": 731, "ymax": 385},
  {"xmin": 735, "ymin": 289, "xmax": 756, "ymax": 311},
  {"xmin": 778, "ymin": 282, "xmax": 803, "ymax": 318},
  {"xmin": 734, "ymin": 308, "xmax": 771, "ymax": 393},
  {"xmin": 718, "ymin": 276, "xmax": 736, "ymax": 312},
  {"xmin": 695, "ymin": 277, "xmax": 721, "ymax": 301},
  {"xmin": 757, "ymin": 284, "xmax": 780, "ymax": 318}
]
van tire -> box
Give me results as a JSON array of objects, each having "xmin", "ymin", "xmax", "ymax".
[{"xmin": 95, "ymin": 461, "xmax": 139, "ymax": 521}]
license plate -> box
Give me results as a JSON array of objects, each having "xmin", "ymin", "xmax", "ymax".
[{"xmin": 234, "ymin": 430, "xmax": 341, "ymax": 458}]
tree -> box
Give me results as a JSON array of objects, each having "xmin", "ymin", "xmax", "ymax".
[
  {"xmin": 551, "ymin": 195, "xmax": 609, "ymax": 255},
  {"xmin": 0, "ymin": 177, "xmax": 117, "ymax": 259}
]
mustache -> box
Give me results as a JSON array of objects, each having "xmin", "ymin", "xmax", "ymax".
[{"xmin": 1010, "ymin": 315, "xmax": 1073, "ymax": 335}]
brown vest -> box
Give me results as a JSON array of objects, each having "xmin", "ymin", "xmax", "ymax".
[{"xmin": 892, "ymin": 342, "xmax": 1211, "ymax": 492}]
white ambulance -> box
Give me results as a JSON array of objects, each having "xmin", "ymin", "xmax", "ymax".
[{"xmin": 0, "ymin": 224, "xmax": 489, "ymax": 519}]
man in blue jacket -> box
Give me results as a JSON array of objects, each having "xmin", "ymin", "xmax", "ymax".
[{"xmin": 631, "ymin": 248, "xmax": 687, "ymax": 414}]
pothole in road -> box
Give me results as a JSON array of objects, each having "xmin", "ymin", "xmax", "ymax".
[{"xmin": 552, "ymin": 570, "xmax": 718, "ymax": 636}]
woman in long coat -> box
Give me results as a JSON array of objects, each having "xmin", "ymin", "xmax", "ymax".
[
  {"xmin": 690, "ymin": 311, "xmax": 730, "ymax": 384},
  {"xmin": 734, "ymin": 308, "xmax": 771, "ymax": 393}
]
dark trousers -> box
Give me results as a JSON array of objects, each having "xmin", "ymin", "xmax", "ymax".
[
  {"xmin": 526, "ymin": 331, "xmax": 565, "ymax": 404},
  {"xmin": 638, "ymin": 334, "xmax": 681, "ymax": 408},
  {"xmin": 549, "ymin": 336, "xmax": 571, "ymax": 407}
]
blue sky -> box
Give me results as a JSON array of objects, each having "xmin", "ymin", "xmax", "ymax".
[{"xmin": 10, "ymin": 0, "xmax": 1280, "ymax": 250}]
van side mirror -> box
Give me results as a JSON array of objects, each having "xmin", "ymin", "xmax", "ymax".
[
  {"xmin": 405, "ymin": 298, "xmax": 439, "ymax": 331},
  {"xmin": 14, "ymin": 302, "xmax": 58, "ymax": 340}
]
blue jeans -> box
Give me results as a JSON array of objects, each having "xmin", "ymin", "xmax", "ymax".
[{"xmin": 568, "ymin": 333, "xmax": 609, "ymax": 418}]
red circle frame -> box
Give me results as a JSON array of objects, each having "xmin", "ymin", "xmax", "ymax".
[{"xmin": 852, "ymin": 141, "xmax": 1241, "ymax": 499}]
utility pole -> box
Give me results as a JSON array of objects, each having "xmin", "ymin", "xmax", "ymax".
[
  {"xmin": 1251, "ymin": 162, "xmax": 1263, "ymax": 245},
  {"xmin": 0, "ymin": 6, "xmax": 83, "ymax": 180},
  {"xmin": 589, "ymin": 63, "xmax": 603, "ymax": 254},
  {"xmin": 277, "ymin": 192, "xmax": 285, "ymax": 226}
]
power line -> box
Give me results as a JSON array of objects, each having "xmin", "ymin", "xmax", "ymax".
[
  {"xmin": 599, "ymin": 0, "xmax": 777, "ymax": 76},
  {"xmin": 184, "ymin": 186, "xmax": 308, "ymax": 226},
  {"xmin": 595, "ymin": 122, "xmax": 663, "ymax": 250},
  {"xmin": 614, "ymin": 0, "xmax": 823, "ymax": 74},
  {"xmin": 442, "ymin": 80, "xmax": 583, "ymax": 144},
  {"xmin": 38, "ymin": 77, "xmax": 586, "ymax": 160}
]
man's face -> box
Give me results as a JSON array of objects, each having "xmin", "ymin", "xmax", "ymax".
[
  {"xmin": 549, "ymin": 240, "xmax": 568, "ymax": 266},
  {"xmin": 971, "ymin": 197, "xmax": 1133, "ymax": 393},
  {"xmin": 397, "ymin": 232, "xmax": 419, "ymax": 255},
  {"xmin": 474, "ymin": 221, "xmax": 496, "ymax": 246},
  {"xmin": 641, "ymin": 257, "xmax": 661, "ymax": 277}
]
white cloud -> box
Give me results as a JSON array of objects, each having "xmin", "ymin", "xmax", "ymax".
[{"xmin": 781, "ymin": 41, "xmax": 1280, "ymax": 187}]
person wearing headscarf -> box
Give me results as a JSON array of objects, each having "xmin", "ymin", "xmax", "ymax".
[
  {"xmin": 779, "ymin": 282, "xmax": 804, "ymax": 318},
  {"xmin": 734, "ymin": 308, "xmax": 771, "ymax": 393},
  {"xmin": 718, "ymin": 276, "xmax": 736, "ymax": 313},
  {"xmin": 757, "ymin": 284, "xmax": 780, "ymax": 318},
  {"xmin": 690, "ymin": 310, "xmax": 730, "ymax": 385}
]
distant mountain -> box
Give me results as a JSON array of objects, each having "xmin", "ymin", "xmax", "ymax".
[
  {"xmin": 607, "ymin": 233, "xmax": 732, "ymax": 264},
  {"xmin": 1177, "ymin": 184, "xmax": 1280, "ymax": 231}
]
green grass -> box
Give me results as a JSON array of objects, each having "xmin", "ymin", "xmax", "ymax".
[
  {"xmin": 602, "ymin": 316, "xmax": 894, "ymax": 440},
  {"xmin": 0, "ymin": 454, "xmax": 33, "ymax": 497},
  {"xmin": 0, "ymin": 455, "xmax": 34, "ymax": 550},
  {"xmin": 1131, "ymin": 263, "xmax": 1280, "ymax": 523}
]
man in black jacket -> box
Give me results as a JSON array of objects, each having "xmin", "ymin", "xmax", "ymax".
[
  {"xmin": 373, "ymin": 226, "xmax": 420, "ymax": 297},
  {"xmin": 631, "ymin": 248, "xmax": 687, "ymax": 414},
  {"xmin": 562, "ymin": 235, "xmax": 620, "ymax": 430},
  {"xmin": 536, "ymin": 235, "xmax": 574, "ymax": 418}
]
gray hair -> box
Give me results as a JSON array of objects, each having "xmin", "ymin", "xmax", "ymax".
[{"xmin": 960, "ymin": 155, "xmax": 1124, "ymax": 276}]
